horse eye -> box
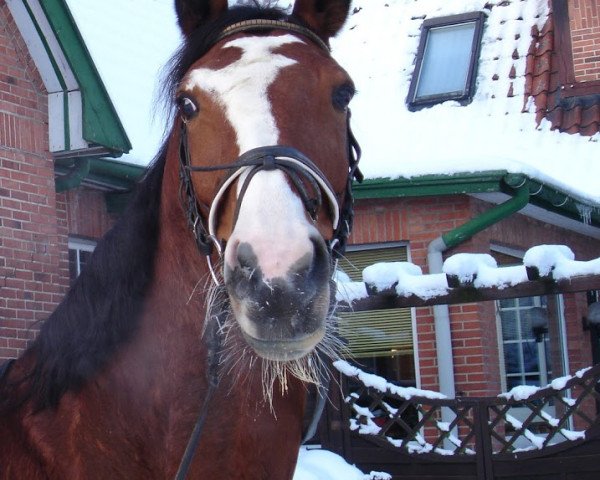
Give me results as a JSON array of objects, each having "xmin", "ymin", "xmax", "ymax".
[
  {"xmin": 332, "ymin": 83, "xmax": 355, "ymax": 112},
  {"xmin": 177, "ymin": 96, "xmax": 199, "ymax": 120}
]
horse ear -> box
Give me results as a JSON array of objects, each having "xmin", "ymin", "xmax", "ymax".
[
  {"xmin": 292, "ymin": 0, "xmax": 351, "ymax": 41},
  {"xmin": 174, "ymin": 0, "xmax": 228, "ymax": 37}
]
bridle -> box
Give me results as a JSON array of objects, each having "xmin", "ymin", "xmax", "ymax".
[
  {"xmin": 178, "ymin": 21, "xmax": 362, "ymax": 285},
  {"xmin": 174, "ymin": 18, "xmax": 362, "ymax": 480}
]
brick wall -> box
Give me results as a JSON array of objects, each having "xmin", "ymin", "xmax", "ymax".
[
  {"xmin": 568, "ymin": 0, "xmax": 600, "ymax": 82},
  {"xmin": 351, "ymin": 193, "xmax": 600, "ymax": 397},
  {"xmin": 62, "ymin": 188, "xmax": 118, "ymax": 240},
  {"xmin": 0, "ymin": 6, "xmax": 118, "ymax": 361},
  {"xmin": 0, "ymin": 4, "xmax": 67, "ymax": 360}
]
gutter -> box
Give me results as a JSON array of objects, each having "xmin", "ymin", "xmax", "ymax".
[
  {"xmin": 427, "ymin": 177, "xmax": 529, "ymax": 424},
  {"xmin": 55, "ymin": 158, "xmax": 90, "ymax": 193},
  {"xmin": 354, "ymin": 172, "xmax": 600, "ymax": 228},
  {"xmin": 55, "ymin": 157, "xmax": 145, "ymax": 193}
]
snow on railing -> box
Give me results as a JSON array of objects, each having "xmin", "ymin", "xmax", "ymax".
[
  {"xmin": 335, "ymin": 360, "xmax": 600, "ymax": 457},
  {"xmin": 335, "ymin": 244, "xmax": 600, "ymax": 305}
]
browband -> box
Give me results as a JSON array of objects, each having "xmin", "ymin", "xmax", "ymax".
[{"xmin": 214, "ymin": 19, "xmax": 330, "ymax": 53}]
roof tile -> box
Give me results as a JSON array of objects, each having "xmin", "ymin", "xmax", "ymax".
[{"xmin": 526, "ymin": 4, "xmax": 600, "ymax": 136}]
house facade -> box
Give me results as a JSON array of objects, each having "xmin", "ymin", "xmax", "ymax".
[
  {"xmin": 0, "ymin": 0, "xmax": 141, "ymax": 361},
  {"xmin": 329, "ymin": 0, "xmax": 600, "ymax": 416}
]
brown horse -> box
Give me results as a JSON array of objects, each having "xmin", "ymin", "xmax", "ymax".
[{"xmin": 0, "ymin": 0, "xmax": 361, "ymax": 478}]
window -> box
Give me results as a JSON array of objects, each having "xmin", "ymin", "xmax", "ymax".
[
  {"xmin": 336, "ymin": 244, "xmax": 419, "ymax": 441},
  {"xmin": 408, "ymin": 12, "xmax": 485, "ymax": 109},
  {"xmin": 496, "ymin": 294, "xmax": 570, "ymax": 446},
  {"xmin": 497, "ymin": 296, "xmax": 554, "ymax": 391},
  {"xmin": 337, "ymin": 244, "xmax": 416, "ymax": 386},
  {"xmin": 68, "ymin": 237, "xmax": 96, "ymax": 283}
]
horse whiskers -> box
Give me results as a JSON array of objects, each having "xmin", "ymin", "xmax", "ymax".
[{"xmin": 202, "ymin": 260, "xmax": 345, "ymax": 410}]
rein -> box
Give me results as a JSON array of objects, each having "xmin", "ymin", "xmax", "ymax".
[{"xmin": 174, "ymin": 17, "xmax": 362, "ymax": 480}]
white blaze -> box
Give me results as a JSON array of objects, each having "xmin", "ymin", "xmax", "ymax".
[
  {"xmin": 185, "ymin": 34, "xmax": 302, "ymax": 152},
  {"xmin": 185, "ymin": 34, "xmax": 318, "ymax": 280}
]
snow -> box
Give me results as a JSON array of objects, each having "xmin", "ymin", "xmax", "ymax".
[
  {"xmin": 292, "ymin": 448, "xmax": 363, "ymax": 480},
  {"xmin": 65, "ymin": 0, "xmax": 181, "ymax": 165},
  {"xmin": 66, "ymin": 0, "xmax": 600, "ymax": 206},
  {"xmin": 332, "ymin": 0, "xmax": 600, "ymax": 205},
  {"xmin": 523, "ymin": 244, "xmax": 600, "ymax": 279},
  {"xmin": 363, "ymin": 262, "xmax": 449, "ymax": 300},
  {"xmin": 443, "ymin": 253, "xmax": 497, "ymax": 284},
  {"xmin": 523, "ymin": 245, "xmax": 575, "ymax": 277},
  {"xmin": 499, "ymin": 384, "xmax": 540, "ymax": 402},
  {"xmin": 334, "ymin": 360, "xmax": 447, "ymax": 400},
  {"xmin": 442, "ymin": 252, "xmax": 530, "ymax": 290},
  {"xmin": 335, "ymin": 244, "xmax": 599, "ymax": 304},
  {"xmin": 293, "ymin": 447, "xmax": 391, "ymax": 480},
  {"xmin": 499, "ymin": 365, "xmax": 593, "ymax": 401},
  {"xmin": 335, "ymin": 269, "xmax": 369, "ymax": 304}
]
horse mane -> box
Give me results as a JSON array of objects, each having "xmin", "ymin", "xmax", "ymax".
[
  {"xmin": 0, "ymin": 4, "xmax": 302, "ymax": 412},
  {"xmin": 0, "ymin": 150, "xmax": 166, "ymax": 411}
]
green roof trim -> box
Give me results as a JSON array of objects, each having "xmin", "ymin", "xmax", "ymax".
[
  {"xmin": 354, "ymin": 171, "xmax": 508, "ymax": 199},
  {"xmin": 40, "ymin": 0, "xmax": 131, "ymax": 153},
  {"xmin": 354, "ymin": 172, "xmax": 600, "ymax": 229},
  {"xmin": 55, "ymin": 157, "xmax": 145, "ymax": 192}
]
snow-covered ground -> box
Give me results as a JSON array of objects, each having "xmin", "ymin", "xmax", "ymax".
[{"xmin": 294, "ymin": 448, "xmax": 391, "ymax": 480}]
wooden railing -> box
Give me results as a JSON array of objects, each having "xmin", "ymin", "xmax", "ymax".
[
  {"xmin": 339, "ymin": 362, "xmax": 600, "ymax": 455},
  {"xmin": 328, "ymin": 362, "xmax": 600, "ymax": 479}
]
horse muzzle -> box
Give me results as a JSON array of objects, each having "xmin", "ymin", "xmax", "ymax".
[{"xmin": 224, "ymin": 236, "xmax": 331, "ymax": 361}]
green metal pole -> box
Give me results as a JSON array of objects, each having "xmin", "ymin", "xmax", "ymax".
[{"xmin": 442, "ymin": 180, "xmax": 530, "ymax": 249}]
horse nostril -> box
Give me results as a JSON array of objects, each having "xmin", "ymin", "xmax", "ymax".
[
  {"xmin": 309, "ymin": 235, "xmax": 329, "ymax": 276},
  {"xmin": 233, "ymin": 243, "xmax": 262, "ymax": 285},
  {"xmin": 237, "ymin": 242, "xmax": 258, "ymax": 271}
]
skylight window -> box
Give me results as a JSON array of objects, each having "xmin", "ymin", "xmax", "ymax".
[{"xmin": 408, "ymin": 12, "xmax": 485, "ymax": 109}]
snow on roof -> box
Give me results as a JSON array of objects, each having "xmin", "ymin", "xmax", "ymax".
[
  {"xmin": 332, "ymin": 0, "xmax": 600, "ymax": 205},
  {"xmin": 65, "ymin": 0, "xmax": 181, "ymax": 165},
  {"xmin": 67, "ymin": 0, "xmax": 599, "ymax": 205}
]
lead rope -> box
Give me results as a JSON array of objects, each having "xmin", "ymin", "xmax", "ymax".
[
  {"xmin": 174, "ymin": 315, "xmax": 222, "ymax": 480},
  {"xmin": 301, "ymin": 355, "xmax": 331, "ymax": 444}
]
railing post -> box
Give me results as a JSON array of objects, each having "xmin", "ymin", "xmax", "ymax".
[{"xmin": 474, "ymin": 400, "xmax": 494, "ymax": 480}]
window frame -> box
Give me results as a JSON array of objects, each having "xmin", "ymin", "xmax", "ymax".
[
  {"xmin": 68, "ymin": 237, "xmax": 96, "ymax": 282},
  {"xmin": 407, "ymin": 11, "xmax": 486, "ymax": 110},
  {"xmin": 336, "ymin": 242, "xmax": 419, "ymax": 387}
]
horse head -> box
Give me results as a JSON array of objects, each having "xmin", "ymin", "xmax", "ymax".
[{"xmin": 171, "ymin": 0, "xmax": 360, "ymax": 364}]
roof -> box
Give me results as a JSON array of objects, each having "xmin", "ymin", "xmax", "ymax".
[
  {"xmin": 527, "ymin": 2, "xmax": 600, "ymax": 136},
  {"xmin": 64, "ymin": 0, "xmax": 181, "ymax": 166},
  {"xmin": 7, "ymin": 0, "xmax": 131, "ymax": 156},
  {"xmin": 331, "ymin": 0, "xmax": 600, "ymax": 217}
]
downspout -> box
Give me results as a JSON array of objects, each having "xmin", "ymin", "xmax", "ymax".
[
  {"xmin": 426, "ymin": 177, "xmax": 529, "ymax": 418},
  {"xmin": 55, "ymin": 158, "xmax": 91, "ymax": 193},
  {"xmin": 54, "ymin": 157, "xmax": 144, "ymax": 193}
]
